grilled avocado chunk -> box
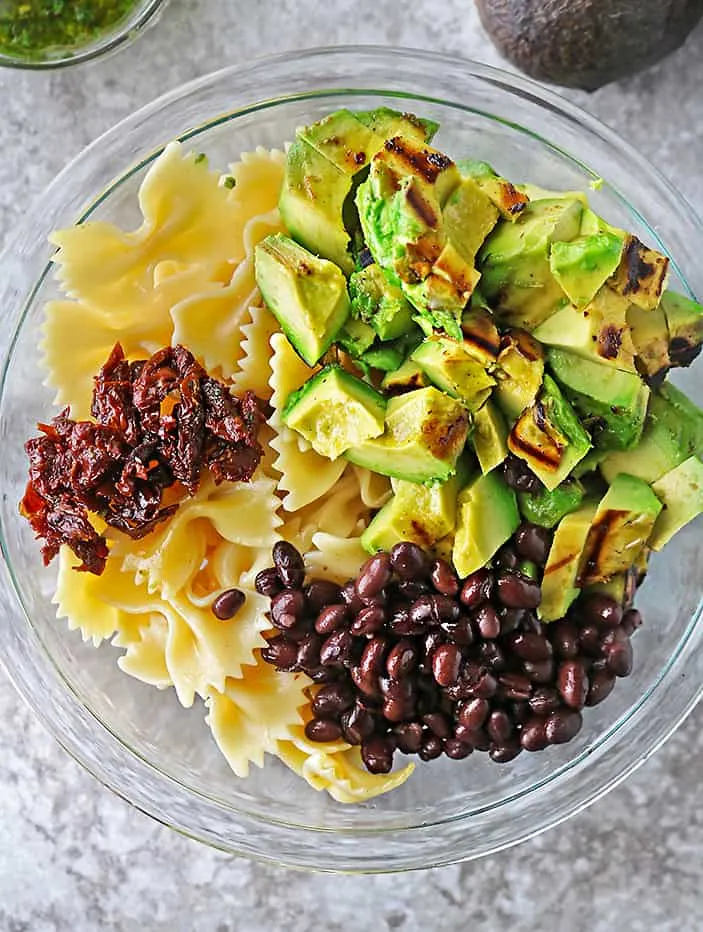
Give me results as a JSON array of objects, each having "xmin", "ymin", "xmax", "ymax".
[
  {"xmin": 608, "ymin": 234, "xmax": 670, "ymax": 311},
  {"xmin": 452, "ymin": 469, "xmax": 520, "ymax": 578},
  {"xmin": 649, "ymin": 456, "xmax": 703, "ymax": 550},
  {"xmin": 493, "ymin": 328, "xmax": 545, "ymax": 424},
  {"xmin": 360, "ymin": 475, "xmax": 459, "ymax": 554},
  {"xmin": 348, "ymin": 263, "xmax": 415, "ymax": 341},
  {"xmin": 411, "ymin": 336, "xmax": 496, "ymax": 412},
  {"xmin": 660, "ymin": 290, "xmax": 703, "ymax": 368},
  {"xmin": 539, "ymin": 501, "xmax": 598, "ymax": 621}
]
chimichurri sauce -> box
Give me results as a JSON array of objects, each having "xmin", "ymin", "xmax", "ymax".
[{"xmin": 0, "ymin": 0, "xmax": 139, "ymax": 61}]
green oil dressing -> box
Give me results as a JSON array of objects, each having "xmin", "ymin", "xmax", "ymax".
[{"xmin": 0, "ymin": 0, "xmax": 140, "ymax": 61}]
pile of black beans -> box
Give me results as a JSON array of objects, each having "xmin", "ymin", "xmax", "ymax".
[{"xmin": 257, "ymin": 533, "xmax": 642, "ymax": 775}]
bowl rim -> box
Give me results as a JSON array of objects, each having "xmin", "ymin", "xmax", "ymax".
[{"xmin": 0, "ymin": 44, "xmax": 701, "ymax": 872}]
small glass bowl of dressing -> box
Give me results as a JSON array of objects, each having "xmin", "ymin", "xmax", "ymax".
[{"xmin": 0, "ymin": 0, "xmax": 167, "ymax": 68}]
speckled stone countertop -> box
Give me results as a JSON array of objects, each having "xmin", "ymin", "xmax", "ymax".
[{"xmin": 0, "ymin": 2, "xmax": 701, "ymax": 929}]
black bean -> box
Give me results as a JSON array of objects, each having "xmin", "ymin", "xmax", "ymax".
[
  {"xmin": 211, "ymin": 587, "xmax": 246, "ymax": 620},
  {"xmin": 351, "ymin": 666, "xmax": 380, "ymax": 699},
  {"xmin": 557, "ymin": 660, "xmax": 589, "ymax": 709},
  {"xmin": 504, "ymin": 454, "xmax": 542, "ymax": 493},
  {"xmin": 271, "ymin": 589, "xmax": 305, "ymax": 625},
  {"xmin": 478, "ymin": 640, "xmax": 507, "ymax": 672},
  {"xmin": 550, "ymin": 620, "xmax": 580, "ymax": 658},
  {"xmin": 420, "ymin": 630, "xmax": 444, "ymax": 673},
  {"xmin": 340, "ymin": 704, "xmax": 375, "ymax": 745},
  {"xmin": 603, "ymin": 628, "xmax": 633, "ymax": 677},
  {"xmin": 586, "ymin": 670, "xmax": 616, "ymax": 706},
  {"xmin": 521, "ymin": 717, "xmax": 550, "ymax": 751},
  {"xmin": 361, "ymin": 735, "xmax": 395, "ymax": 774},
  {"xmin": 341, "ymin": 580, "xmax": 364, "ymax": 614},
  {"xmin": 514, "ymin": 523, "xmax": 553, "ymax": 565},
  {"xmin": 311, "ymin": 682, "xmax": 355, "ymax": 719},
  {"xmin": 545, "ymin": 709, "xmax": 583, "ymax": 744},
  {"xmin": 622, "ymin": 608, "xmax": 643, "ymax": 636},
  {"xmin": 433, "ymin": 594, "xmax": 461, "ymax": 622},
  {"xmin": 380, "ymin": 675, "xmax": 415, "ymax": 703},
  {"xmin": 495, "ymin": 544, "xmax": 520, "ymax": 570},
  {"xmin": 254, "ymin": 568, "xmax": 282, "ymax": 598},
  {"xmin": 389, "ymin": 607, "xmax": 426, "ymax": 637},
  {"xmin": 467, "ymin": 667, "xmax": 499, "ymax": 700},
  {"xmin": 430, "ymin": 559, "xmax": 460, "ymax": 596},
  {"xmin": 356, "ymin": 552, "xmax": 392, "ymax": 600},
  {"xmin": 499, "ymin": 607, "xmax": 526, "ymax": 635},
  {"xmin": 487, "ymin": 709, "xmax": 513, "ymax": 744},
  {"xmin": 419, "ymin": 734, "xmax": 444, "ymax": 761},
  {"xmin": 390, "ymin": 541, "xmax": 427, "ymax": 580},
  {"xmin": 498, "ymin": 671, "xmax": 532, "ymax": 701},
  {"xmin": 475, "ymin": 603, "xmax": 501, "ymax": 639},
  {"xmin": 394, "ymin": 721, "xmax": 424, "ymax": 754},
  {"xmin": 383, "ymin": 697, "xmax": 411, "ymax": 722},
  {"xmin": 471, "ymin": 728, "xmax": 492, "ymax": 752},
  {"xmin": 489, "ymin": 739, "xmax": 522, "ymax": 763},
  {"xmin": 305, "ymin": 578, "xmax": 343, "ymax": 612},
  {"xmin": 496, "ymin": 571, "xmax": 542, "ymax": 609},
  {"xmin": 359, "ymin": 636, "xmax": 388, "ymax": 680},
  {"xmin": 579, "ymin": 593, "xmax": 623, "ymax": 629},
  {"xmin": 522, "ymin": 657, "xmax": 555, "ymax": 684},
  {"xmin": 457, "ymin": 697, "xmax": 490, "ymax": 731},
  {"xmin": 395, "ymin": 579, "xmax": 430, "ymax": 601},
  {"xmin": 432, "ymin": 643, "xmax": 462, "ymax": 687},
  {"xmin": 459, "ymin": 569, "xmax": 493, "ymax": 609},
  {"xmin": 272, "ymin": 541, "xmax": 305, "ymax": 589},
  {"xmin": 297, "ymin": 633, "xmax": 323, "ymax": 670},
  {"xmin": 507, "ymin": 631, "xmax": 553, "ymax": 662},
  {"xmin": 306, "ymin": 666, "xmax": 339, "ymax": 684},
  {"xmin": 510, "ymin": 700, "xmax": 531, "ymax": 725},
  {"xmin": 422, "ymin": 712, "xmax": 452, "ymax": 738},
  {"xmin": 319, "ymin": 628, "xmax": 354, "ymax": 667},
  {"xmin": 386, "ymin": 640, "xmax": 419, "ymax": 678},
  {"xmin": 529, "ymin": 687, "xmax": 561, "ymax": 716},
  {"xmin": 578, "ymin": 623, "xmax": 602, "ymax": 657},
  {"xmin": 453, "ymin": 723, "xmax": 476, "ymax": 745},
  {"xmin": 409, "ymin": 594, "xmax": 458, "ymax": 626},
  {"xmin": 305, "ymin": 718, "xmax": 342, "ymax": 742},
  {"xmin": 445, "ymin": 738, "xmax": 473, "ymax": 760},
  {"xmin": 350, "ymin": 604, "xmax": 386, "ymax": 636},
  {"xmin": 520, "ymin": 613, "xmax": 544, "ymax": 635},
  {"xmin": 440, "ymin": 615, "xmax": 475, "ymax": 647},
  {"xmin": 314, "ymin": 603, "xmax": 348, "ymax": 636},
  {"xmin": 261, "ymin": 635, "xmax": 299, "ymax": 671}
]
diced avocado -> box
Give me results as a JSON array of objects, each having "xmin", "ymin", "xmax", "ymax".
[
  {"xmin": 508, "ymin": 374, "xmax": 592, "ymax": 491},
  {"xmin": 298, "ymin": 109, "xmax": 382, "ymax": 176},
  {"xmin": 279, "ymin": 138, "xmax": 354, "ymax": 274},
  {"xmin": 411, "ymin": 336, "xmax": 495, "ymax": 412},
  {"xmin": 660, "ymin": 290, "xmax": 703, "ymax": 368},
  {"xmin": 549, "ymin": 231, "xmax": 624, "ymax": 308},
  {"xmin": 442, "ymin": 176, "xmax": 500, "ymax": 261},
  {"xmin": 348, "ymin": 263, "xmax": 415, "ymax": 340},
  {"xmin": 472, "ymin": 401, "xmax": 509, "ymax": 474},
  {"xmin": 355, "ymin": 107, "xmax": 438, "ymax": 144},
  {"xmin": 452, "ymin": 469, "xmax": 520, "ymax": 577},
  {"xmin": 459, "ymin": 307, "xmax": 502, "ymax": 366},
  {"xmin": 601, "ymin": 382, "xmax": 703, "ymax": 484},
  {"xmin": 547, "ymin": 348, "xmax": 650, "ymax": 451},
  {"xmin": 381, "ymin": 358, "xmax": 429, "ymax": 395},
  {"xmin": 649, "ymin": 456, "xmax": 703, "ymax": 550},
  {"xmin": 361, "ymin": 475, "xmax": 458, "ymax": 554},
  {"xmin": 360, "ymin": 343, "xmax": 405, "ymax": 372},
  {"xmin": 493, "ymin": 329, "xmax": 545, "ymax": 424},
  {"xmin": 345, "ymin": 386, "xmax": 469, "ymax": 483},
  {"xmin": 255, "ymin": 234, "xmax": 351, "ymax": 365},
  {"xmin": 585, "ymin": 574, "xmax": 628, "ymax": 605},
  {"xmin": 457, "ymin": 158, "xmax": 530, "ymax": 221},
  {"xmin": 578, "ymin": 474, "xmax": 663, "ymax": 585},
  {"xmin": 518, "ymin": 183, "xmax": 590, "ymax": 209},
  {"xmin": 478, "ymin": 197, "xmax": 583, "ymax": 331},
  {"xmin": 609, "ymin": 234, "xmax": 670, "ymax": 311},
  {"xmin": 338, "ymin": 317, "xmax": 376, "ymax": 357},
  {"xmin": 532, "ymin": 287, "xmax": 637, "ymax": 373},
  {"xmin": 627, "ymin": 303, "xmax": 671, "ymax": 386},
  {"xmin": 579, "ymin": 207, "xmax": 626, "ymax": 239},
  {"xmin": 539, "ymin": 501, "xmax": 598, "ymax": 621},
  {"xmin": 572, "ymin": 449, "xmax": 609, "ymax": 478},
  {"xmin": 282, "ymin": 364, "xmax": 386, "ymax": 460},
  {"xmin": 517, "ymin": 478, "xmax": 586, "ymax": 528}
]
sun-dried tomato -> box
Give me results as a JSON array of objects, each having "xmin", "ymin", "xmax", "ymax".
[{"xmin": 21, "ymin": 342, "xmax": 264, "ymax": 575}]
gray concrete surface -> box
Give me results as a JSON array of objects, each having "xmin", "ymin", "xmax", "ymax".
[{"xmin": 0, "ymin": 1, "xmax": 701, "ymax": 929}]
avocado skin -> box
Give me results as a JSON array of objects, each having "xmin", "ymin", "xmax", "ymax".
[{"xmin": 476, "ymin": 0, "xmax": 703, "ymax": 91}]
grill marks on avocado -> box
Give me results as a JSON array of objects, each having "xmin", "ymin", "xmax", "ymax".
[{"xmin": 383, "ymin": 138, "xmax": 454, "ymax": 185}]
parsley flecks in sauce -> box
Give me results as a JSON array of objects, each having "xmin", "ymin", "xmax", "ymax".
[{"xmin": 0, "ymin": 0, "xmax": 140, "ymax": 60}]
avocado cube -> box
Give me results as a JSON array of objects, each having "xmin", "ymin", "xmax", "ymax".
[
  {"xmin": 338, "ymin": 317, "xmax": 377, "ymax": 357},
  {"xmin": 411, "ymin": 336, "xmax": 496, "ymax": 412},
  {"xmin": 457, "ymin": 158, "xmax": 529, "ymax": 221},
  {"xmin": 355, "ymin": 107, "xmax": 438, "ymax": 144},
  {"xmin": 360, "ymin": 475, "xmax": 459, "ymax": 554},
  {"xmin": 493, "ymin": 329, "xmax": 545, "ymax": 423},
  {"xmin": 601, "ymin": 382, "xmax": 703, "ymax": 484},
  {"xmin": 547, "ymin": 348, "xmax": 650, "ymax": 450},
  {"xmin": 282, "ymin": 365, "xmax": 386, "ymax": 460},
  {"xmin": 298, "ymin": 109, "xmax": 382, "ymax": 176},
  {"xmin": 517, "ymin": 478, "xmax": 586, "ymax": 528},
  {"xmin": 360, "ymin": 343, "xmax": 405, "ymax": 372},
  {"xmin": 478, "ymin": 197, "xmax": 583, "ymax": 331},
  {"xmin": 532, "ymin": 287, "xmax": 637, "ymax": 373},
  {"xmin": 255, "ymin": 234, "xmax": 351, "ymax": 366},
  {"xmin": 578, "ymin": 474, "xmax": 663, "ymax": 585},
  {"xmin": 539, "ymin": 501, "xmax": 598, "ymax": 621},
  {"xmin": 279, "ymin": 138, "xmax": 354, "ymax": 274},
  {"xmin": 549, "ymin": 231, "xmax": 624, "ymax": 309},
  {"xmin": 442, "ymin": 177, "xmax": 500, "ymax": 261},
  {"xmin": 471, "ymin": 401, "xmax": 509, "ymax": 474},
  {"xmin": 609, "ymin": 234, "xmax": 670, "ymax": 311},
  {"xmin": 380, "ymin": 358, "xmax": 429, "ymax": 395},
  {"xmin": 649, "ymin": 455, "xmax": 703, "ymax": 550},
  {"xmin": 452, "ymin": 469, "xmax": 520, "ymax": 578},
  {"xmin": 460, "ymin": 307, "xmax": 502, "ymax": 366},
  {"xmin": 660, "ymin": 290, "xmax": 703, "ymax": 368},
  {"xmin": 627, "ymin": 303, "xmax": 671, "ymax": 385},
  {"xmin": 508, "ymin": 375, "xmax": 592, "ymax": 491},
  {"xmin": 349, "ymin": 264, "xmax": 415, "ymax": 341},
  {"xmin": 345, "ymin": 386, "xmax": 469, "ymax": 483}
]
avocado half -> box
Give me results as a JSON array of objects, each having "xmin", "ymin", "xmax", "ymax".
[{"xmin": 476, "ymin": 0, "xmax": 703, "ymax": 91}]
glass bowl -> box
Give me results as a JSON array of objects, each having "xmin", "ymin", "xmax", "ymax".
[
  {"xmin": 0, "ymin": 0, "xmax": 167, "ymax": 69},
  {"xmin": 0, "ymin": 47, "xmax": 701, "ymax": 873}
]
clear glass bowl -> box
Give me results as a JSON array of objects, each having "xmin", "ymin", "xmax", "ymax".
[
  {"xmin": 0, "ymin": 0, "xmax": 167, "ymax": 69},
  {"xmin": 0, "ymin": 47, "xmax": 701, "ymax": 873}
]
